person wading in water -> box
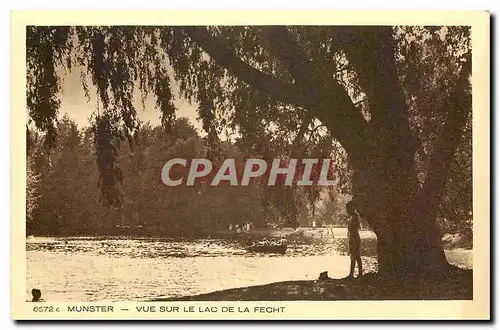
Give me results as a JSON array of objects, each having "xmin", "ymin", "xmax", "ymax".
[{"xmin": 346, "ymin": 200, "xmax": 362, "ymax": 279}]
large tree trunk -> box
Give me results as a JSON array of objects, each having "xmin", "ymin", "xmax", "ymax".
[
  {"xmin": 332, "ymin": 26, "xmax": 472, "ymax": 277},
  {"xmin": 351, "ymin": 150, "xmax": 449, "ymax": 276}
]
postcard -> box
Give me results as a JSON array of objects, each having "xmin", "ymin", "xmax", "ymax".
[{"xmin": 11, "ymin": 10, "xmax": 490, "ymax": 320}]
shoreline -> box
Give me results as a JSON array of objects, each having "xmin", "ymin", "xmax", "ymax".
[
  {"xmin": 27, "ymin": 236, "xmax": 472, "ymax": 301},
  {"xmin": 152, "ymin": 268, "xmax": 473, "ymax": 301}
]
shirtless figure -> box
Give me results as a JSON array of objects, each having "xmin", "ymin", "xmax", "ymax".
[{"xmin": 346, "ymin": 201, "xmax": 362, "ymax": 279}]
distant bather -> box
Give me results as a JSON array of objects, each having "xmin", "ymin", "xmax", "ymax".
[{"xmin": 31, "ymin": 288, "xmax": 42, "ymax": 302}]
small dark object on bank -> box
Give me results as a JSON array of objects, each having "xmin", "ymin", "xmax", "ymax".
[{"xmin": 318, "ymin": 271, "xmax": 332, "ymax": 281}]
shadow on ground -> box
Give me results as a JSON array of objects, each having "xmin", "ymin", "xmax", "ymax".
[{"xmin": 153, "ymin": 268, "xmax": 472, "ymax": 301}]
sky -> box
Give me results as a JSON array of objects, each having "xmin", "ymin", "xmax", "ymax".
[{"xmin": 57, "ymin": 66, "xmax": 204, "ymax": 133}]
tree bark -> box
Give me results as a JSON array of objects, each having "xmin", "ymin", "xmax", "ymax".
[{"xmin": 349, "ymin": 145, "xmax": 450, "ymax": 276}]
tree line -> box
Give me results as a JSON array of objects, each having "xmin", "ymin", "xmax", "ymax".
[
  {"xmin": 26, "ymin": 116, "xmax": 344, "ymax": 236},
  {"xmin": 26, "ymin": 114, "xmax": 470, "ymax": 238}
]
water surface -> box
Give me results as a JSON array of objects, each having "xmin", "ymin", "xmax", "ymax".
[{"xmin": 26, "ymin": 232, "xmax": 472, "ymax": 302}]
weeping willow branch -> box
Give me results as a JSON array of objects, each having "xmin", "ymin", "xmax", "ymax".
[{"xmin": 182, "ymin": 27, "xmax": 309, "ymax": 108}]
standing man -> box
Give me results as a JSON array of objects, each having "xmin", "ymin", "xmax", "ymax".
[{"xmin": 346, "ymin": 200, "xmax": 362, "ymax": 279}]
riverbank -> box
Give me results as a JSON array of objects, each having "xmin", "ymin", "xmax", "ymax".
[{"xmin": 153, "ymin": 267, "xmax": 472, "ymax": 301}]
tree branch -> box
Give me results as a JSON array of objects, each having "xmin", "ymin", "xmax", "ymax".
[
  {"xmin": 292, "ymin": 113, "xmax": 314, "ymax": 149},
  {"xmin": 333, "ymin": 26, "xmax": 417, "ymax": 165},
  {"xmin": 419, "ymin": 58, "xmax": 472, "ymax": 215},
  {"xmin": 353, "ymin": 99, "xmax": 368, "ymax": 106},
  {"xmin": 308, "ymin": 124, "xmax": 328, "ymax": 139},
  {"xmin": 182, "ymin": 27, "xmax": 309, "ymax": 108},
  {"xmin": 259, "ymin": 27, "xmax": 319, "ymax": 90},
  {"xmin": 333, "ymin": 64, "xmax": 350, "ymax": 75},
  {"xmin": 258, "ymin": 26, "xmax": 368, "ymax": 153}
]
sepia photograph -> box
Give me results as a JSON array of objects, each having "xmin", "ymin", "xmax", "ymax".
[{"xmin": 11, "ymin": 10, "xmax": 490, "ymax": 320}]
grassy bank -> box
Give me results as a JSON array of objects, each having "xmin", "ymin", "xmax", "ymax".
[{"xmin": 153, "ymin": 268, "xmax": 472, "ymax": 301}]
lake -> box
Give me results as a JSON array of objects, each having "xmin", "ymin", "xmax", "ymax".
[{"xmin": 26, "ymin": 230, "xmax": 472, "ymax": 302}]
